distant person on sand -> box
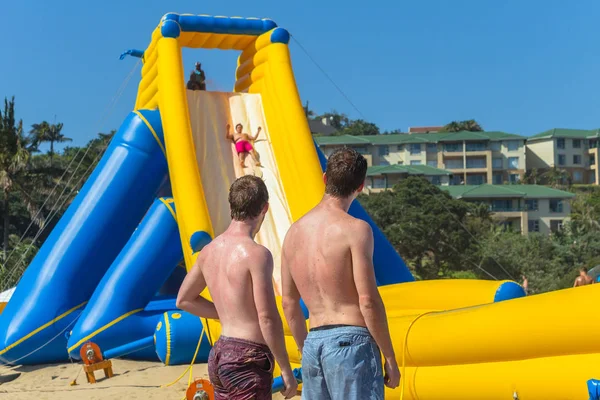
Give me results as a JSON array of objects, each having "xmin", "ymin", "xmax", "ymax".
[
  {"xmin": 226, "ymin": 123, "xmax": 262, "ymax": 168},
  {"xmin": 573, "ymin": 267, "xmax": 594, "ymax": 287},
  {"xmin": 280, "ymin": 147, "xmax": 400, "ymax": 399},
  {"xmin": 187, "ymin": 62, "xmax": 206, "ymax": 91},
  {"xmin": 522, "ymin": 275, "xmax": 529, "ymax": 295},
  {"xmin": 176, "ymin": 175, "xmax": 297, "ymax": 399}
]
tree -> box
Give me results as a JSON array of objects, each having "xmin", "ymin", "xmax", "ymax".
[
  {"xmin": 0, "ymin": 97, "xmax": 35, "ymax": 260},
  {"xmin": 542, "ymin": 167, "xmax": 571, "ymax": 188},
  {"xmin": 359, "ymin": 177, "xmax": 475, "ymax": 279},
  {"xmin": 340, "ymin": 119, "xmax": 380, "ymax": 136},
  {"xmin": 439, "ymin": 119, "xmax": 484, "ymax": 132},
  {"xmin": 30, "ymin": 121, "xmax": 71, "ymax": 167},
  {"xmin": 314, "ymin": 111, "xmax": 349, "ymax": 131}
]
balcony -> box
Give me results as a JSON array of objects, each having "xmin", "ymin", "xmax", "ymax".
[{"xmin": 489, "ymin": 205, "xmax": 526, "ymax": 212}]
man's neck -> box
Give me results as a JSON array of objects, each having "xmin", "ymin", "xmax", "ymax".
[
  {"xmin": 319, "ymin": 193, "xmax": 354, "ymax": 213},
  {"xmin": 226, "ymin": 219, "xmax": 258, "ymax": 238}
]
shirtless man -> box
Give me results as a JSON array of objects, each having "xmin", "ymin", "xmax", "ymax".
[
  {"xmin": 573, "ymin": 267, "xmax": 594, "ymax": 287},
  {"xmin": 226, "ymin": 123, "xmax": 262, "ymax": 168},
  {"xmin": 281, "ymin": 147, "xmax": 400, "ymax": 399},
  {"xmin": 176, "ymin": 175, "xmax": 297, "ymax": 399}
]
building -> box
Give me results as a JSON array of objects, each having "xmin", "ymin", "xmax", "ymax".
[
  {"xmin": 366, "ymin": 164, "xmax": 452, "ymax": 193},
  {"xmin": 309, "ymin": 117, "xmax": 338, "ymax": 136},
  {"xmin": 526, "ymin": 128, "xmax": 600, "ymax": 185},
  {"xmin": 408, "ymin": 126, "xmax": 443, "ymax": 134},
  {"xmin": 315, "ymin": 130, "xmax": 527, "ymax": 185},
  {"xmin": 441, "ymin": 184, "xmax": 575, "ymax": 235}
]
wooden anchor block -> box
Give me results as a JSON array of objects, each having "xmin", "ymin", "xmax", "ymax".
[{"xmin": 83, "ymin": 359, "xmax": 113, "ymax": 384}]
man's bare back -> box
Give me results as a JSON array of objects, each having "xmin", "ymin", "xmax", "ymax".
[
  {"xmin": 574, "ymin": 274, "xmax": 594, "ymax": 287},
  {"xmin": 283, "ymin": 203, "xmax": 370, "ymax": 329},
  {"xmin": 195, "ymin": 232, "xmax": 272, "ymax": 343}
]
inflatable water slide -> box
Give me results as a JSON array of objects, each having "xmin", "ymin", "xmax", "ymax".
[{"xmin": 0, "ymin": 13, "xmax": 598, "ymax": 399}]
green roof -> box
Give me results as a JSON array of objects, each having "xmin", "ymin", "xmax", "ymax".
[
  {"xmin": 527, "ymin": 128, "xmax": 600, "ymax": 142},
  {"xmin": 315, "ymin": 131, "xmax": 525, "ymax": 146},
  {"xmin": 441, "ymin": 184, "xmax": 576, "ymax": 200},
  {"xmin": 367, "ymin": 164, "xmax": 452, "ymax": 176}
]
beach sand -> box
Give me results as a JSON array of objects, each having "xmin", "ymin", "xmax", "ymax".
[{"xmin": 0, "ymin": 360, "xmax": 298, "ymax": 400}]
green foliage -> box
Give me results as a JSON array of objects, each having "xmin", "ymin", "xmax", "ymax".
[
  {"xmin": 313, "ymin": 111, "xmax": 381, "ymax": 136},
  {"xmin": 359, "ymin": 176, "xmax": 600, "ymax": 293},
  {"xmin": 0, "ymin": 95, "xmax": 114, "ymax": 287},
  {"xmin": 439, "ymin": 119, "xmax": 483, "ymax": 132}
]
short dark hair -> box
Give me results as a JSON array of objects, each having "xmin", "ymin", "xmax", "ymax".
[
  {"xmin": 325, "ymin": 147, "xmax": 368, "ymax": 198},
  {"xmin": 580, "ymin": 267, "xmax": 588, "ymax": 273},
  {"xmin": 229, "ymin": 175, "xmax": 269, "ymax": 221},
  {"xmin": 235, "ymin": 123, "xmax": 243, "ymax": 129}
]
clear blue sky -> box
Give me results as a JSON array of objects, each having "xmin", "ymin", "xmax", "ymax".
[{"xmin": 1, "ymin": 0, "xmax": 599, "ymax": 148}]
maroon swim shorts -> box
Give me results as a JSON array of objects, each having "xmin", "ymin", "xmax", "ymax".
[{"xmin": 207, "ymin": 336, "xmax": 274, "ymax": 400}]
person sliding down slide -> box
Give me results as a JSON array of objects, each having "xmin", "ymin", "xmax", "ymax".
[
  {"xmin": 177, "ymin": 176, "xmax": 297, "ymax": 399},
  {"xmin": 226, "ymin": 123, "xmax": 262, "ymax": 168}
]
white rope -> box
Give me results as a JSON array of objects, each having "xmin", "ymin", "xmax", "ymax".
[
  {"xmin": 1, "ymin": 59, "xmax": 140, "ymax": 274},
  {"xmin": 291, "ymin": 37, "xmax": 512, "ymax": 281},
  {"xmin": 1, "ymin": 60, "xmax": 141, "ymax": 290}
]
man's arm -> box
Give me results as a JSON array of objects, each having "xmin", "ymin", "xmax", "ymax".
[
  {"xmin": 250, "ymin": 126, "xmax": 262, "ymax": 141},
  {"xmin": 351, "ymin": 221, "xmax": 395, "ymax": 360},
  {"xmin": 225, "ymin": 124, "xmax": 232, "ymax": 141},
  {"xmin": 250, "ymin": 247, "xmax": 293, "ymax": 372},
  {"xmin": 176, "ymin": 253, "xmax": 219, "ymax": 319},
  {"xmin": 281, "ymin": 235, "xmax": 308, "ymax": 352}
]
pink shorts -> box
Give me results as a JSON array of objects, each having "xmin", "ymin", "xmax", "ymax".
[{"xmin": 235, "ymin": 140, "xmax": 253, "ymax": 154}]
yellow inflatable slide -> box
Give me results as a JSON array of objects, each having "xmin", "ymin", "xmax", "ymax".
[{"xmin": 127, "ymin": 12, "xmax": 600, "ymax": 399}]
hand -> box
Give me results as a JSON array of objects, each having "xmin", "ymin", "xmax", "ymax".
[
  {"xmin": 384, "ymin": 357, "xmax": 400, "ymax": 389},
  {"xmin": 280, "ymin": 367, "xmax": 298, "ymax": 399},
  {"xmin": 257, "ymin": 126, "xmax": 262, "ymax": 132}
]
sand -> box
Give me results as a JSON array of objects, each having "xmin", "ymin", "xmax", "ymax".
[{"xmin": 0, "ymin": 360, "xmax": 298, "ymax": 400}]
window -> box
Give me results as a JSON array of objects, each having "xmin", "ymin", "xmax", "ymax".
[
  {"xmin": 492, "ymin": 199, "xmax": 512, "ymax": 211},
  {"xmin": 557, "ymin": 138, "xmax": 565, "ymax": 149},
  {"xmin": 492, "ymin": 158, "xmax": 503, "ymax": 169},
  {"xmin": 528, "ymin": 220, "xmax": 540, "ymax": 233},
  {"xmin": 549, "ymin": 199, "xmax": 563, "ymax": 213},
  {"xmin": 558, "ymin": 154, "xmax": 566, "ymax": 166},
  {"xmin": 426, "ymin": 143, "xmax": 437, "ymax": 152},
  {"xmin": 397, "ymin": 161, "xmax": 404, "ymax": 165},
  {"xmin": 427, "ymin": 160, "xmax": 438, "ymax": 168},
  {"xmin": 445, "ymin": 159, "xmax": 464, "ymax": 169},
  {"xmin": 590, "ymin": 154, "xmax": 596, "ymax": 166},
  {"xmin": 378, "ymin": 160, "xmax": 390, "ymax": 166},
  {"xmin": 466, "ymin": 142, "xmax": 487, "ymax": 152},
  {"xmin": 509, "ymin": 174, "xmax": 520, "ymax": 183},
  {"xmin": 490, "ymin": 142, "xmax": 501, "ymax": 151},
  {"xmin": 444, "ymin": 143, "xmax": 462, "ymax": 152},
  {"xmin": 591, "ymin": 140, "xmax": 598, "ymax": 149},
  {"xmin": 410, "ymin": 144, "xmax": 421, "ymax": 155},
  {"xmin": 397, "ymin": 145, "xmax": 404, "ymax": 151},
  {"xmin": 352, "ymin": 146, "xmax": 369, "ymax": 155},
  {"xmin": 429, "ymin": 176, "xmax": 441, "ymax": 185},
  {"xmin": 573, "ymin": 171, "xmax": 583, "ymax": 182},
  {"xmin": 378, "ymin": 145, "xmax": 389, "ymax": 156},
  {"xmin": 467, "ymin": 175, "xmax": 485, "ymax": 185},
  {"xmin": 550, "ymin": 220, "xmax": 563, "ymax": 233},
  {"xmin": 508, "ymin": 157, "xmax": 519, "ymax": 169},
  {"xmin": 507, "ymin": 140, "xmax": 520, "ymax": 151},
  {"xmin": 573, "ymin": 155, "xmax": 581, "ymax": 165},
  {"xmin": 466, "ymin": 158, "xmax": 486, "ymax": 169},
  {"xmin": 573, "ymin": 139, "xmax": 581, "ymax": 148},
  {"xmin": 525, "ymin": 199, "xmax": 538, "ymax": 211},
  {"xmin": 590, "ymin": 174, "xmax": 597, "ymax": 184},
  {"xmin": 372, "ymin": 177, "xmax": 386, "ymax": 189},
  {"xmin": 493, "ymin": 173, "xmax": 503, "ymax": 184},
  {"xmin": 410, "ymin": 160, "xmax": 422, "ymax": 166}
]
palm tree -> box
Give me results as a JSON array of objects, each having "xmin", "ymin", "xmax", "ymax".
[
  {"xmin": 440, "ymin": 119, "xmax": 484, "ymax": 132},
  {"xmin": 542, "ymin": 167, "xmax": 571, "ymax": 188},
  {"xmin": 30, "ymin": 121, "xmax": 71, "ymax": 166},
  {"xmin": 0, "ymin": 97, "xmax": 33, "ymax": 260}
]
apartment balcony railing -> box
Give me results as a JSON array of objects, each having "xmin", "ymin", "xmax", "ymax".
[{"xmin": 489, "ymin": 206, "xmax": 526, "ymax": 212}]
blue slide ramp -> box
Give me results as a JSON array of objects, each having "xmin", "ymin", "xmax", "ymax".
[
  {"xmin": 0, "ymin": 110, "xmax": 168, "ymax": 365},
  {"xmin": 67, "ymin": 197, "xmax": 191, "ymax": 361},
  {"xmin": 314, "ymin": 143, "xmax": 414, "ymax": 285}
]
